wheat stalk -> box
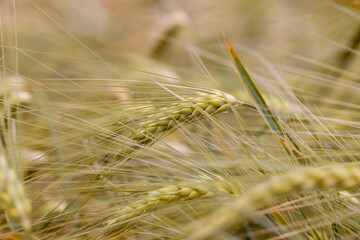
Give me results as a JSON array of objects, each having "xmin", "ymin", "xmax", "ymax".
[
  {"xmin": 0, "ymin": 154, "xmax": 31, "ymax": 231},
  {"xmin": 179, "ymin": 164, "xmax": 360, "ymax": 240}
]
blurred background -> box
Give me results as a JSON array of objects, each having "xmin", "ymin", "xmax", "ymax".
[{"xmin": 1, "ymin": 0, "xmax": 359, "ymax": 91}]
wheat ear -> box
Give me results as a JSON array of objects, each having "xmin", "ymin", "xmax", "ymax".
[
  {"xmin": 99, "ymin": 180, "xmax": 242, "ymax": 237},
  {"xmin": 96, "ymin": 183, "xmax": 216, "ymax": 238},
  {"xmin": 179, "ymin": 164, "xmax": 360, "ymax": 240},
  {"xmin": 108, "ymin": 184, "xmax": 215, "ymax": 224},
  {"xmin": 107, "ymin": 181, "xmax": 240, "ymax": 224},
  {"xmin": 130, "ymin": 91, "xmax": 238, "ymax": 144},
  {"xmin": 107, "ymin": 90, "xmax": 242, "ymax": 159},
  {"xmin": 0, "ymin": 154, "xmax": 31, "ymax": 231}
]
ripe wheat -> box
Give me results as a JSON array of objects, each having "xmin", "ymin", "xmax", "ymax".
[
  {"xmin": 105, "ymin": 90, "xmax": 242, "ymax": 160},
  {"xmin": 0, "ymin": 154, "xmax": 31, "ymax": 231},
  {"xmin": 180, "ymin": 164, "xmax": 360, "ymax": 240},
  {"xmin": 108, "ymin": 180, "xmax": 241, "ymax": 224}
]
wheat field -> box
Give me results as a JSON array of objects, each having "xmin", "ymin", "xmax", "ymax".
[{"xmin": 0, "ymin": 0, "xmax": 360, "ymax": 239}]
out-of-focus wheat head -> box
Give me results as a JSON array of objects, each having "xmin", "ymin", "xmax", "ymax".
[
  {"xmin": 181, "ymin": 164, "xmax": 360, "ymax": 239},
  {"xmin": 0, "ymin": 154, "xmax": 31, "ymax": 231}
]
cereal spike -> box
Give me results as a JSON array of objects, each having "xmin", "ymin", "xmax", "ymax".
[
  {"xmin": 180, "ymin": 165, "xmax": 360, "ymax": 240},
  {"xmin": 0, "ymin": 154, "xmax": 31, "ymax": 231},
  {"xmin": 99, "ymin": 179, "xmax": 242, "ymax": 238},
  {"xmin": 107, "ymin": 90, "xmax": 242, "ymax": 160}
]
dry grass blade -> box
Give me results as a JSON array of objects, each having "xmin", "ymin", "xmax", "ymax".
[{"xmin": 179, "ymin": 164, "xmax": 360, "ymax": 240}]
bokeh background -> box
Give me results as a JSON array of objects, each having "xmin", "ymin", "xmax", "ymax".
[{"xmin": 1, "ymin": 0, "xmax": 359, "ymax": 93}]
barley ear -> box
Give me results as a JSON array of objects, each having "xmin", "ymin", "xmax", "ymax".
[
  {"xmin": 180, "ymin": 164, "xmax": 360, "ymax": 240},
  {"xmin": 109, "ymin": 90, "xmax": 243, "ymax": 161},
  {"xmin": 99, "ymin": 179, "xmax": 242, "ymax": 238},
  {"xmin": 0, "ymin": 154, "xmax": 31, "ymax": 231}
]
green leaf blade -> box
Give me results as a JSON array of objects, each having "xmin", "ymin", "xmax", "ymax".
[{"xmin": 225, "ymin": 39, "xmax": 284, "ymax": 137}]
